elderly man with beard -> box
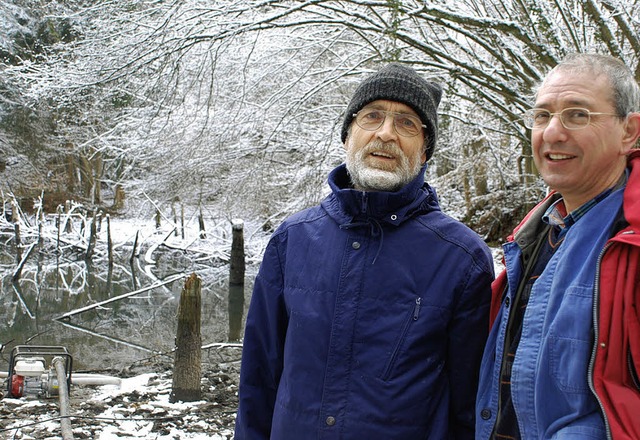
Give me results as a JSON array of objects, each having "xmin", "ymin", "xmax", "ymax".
[{"xmin": 234, "ymin": 63, "xmax": 494, "ymax": 440}]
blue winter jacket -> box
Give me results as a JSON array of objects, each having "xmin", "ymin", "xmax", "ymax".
[
  {"xmin": 476, "ymin": 186, "xmax": 626, "ymax": 439},
  {"xmin": 235, "ymin": 163, "xmax": 494, "ymax": 439}
]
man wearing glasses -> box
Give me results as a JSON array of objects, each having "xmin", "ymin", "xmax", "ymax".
[
  {"xmin": 476, "ymin": 53, "xmax": 640, "ymax": 440},
  {"xmin": 235, "ymin": 63, "xmax": 494, "ymax": 439}
]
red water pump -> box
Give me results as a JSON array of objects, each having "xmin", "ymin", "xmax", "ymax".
[{"xmin": 6, "ymin": 346, "xmax": 73, "ymax": 399}]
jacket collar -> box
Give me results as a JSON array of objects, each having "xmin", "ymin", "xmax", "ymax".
[
  {"xmin": 322, "ymin": 163, "xmax": 439, "ymax": 226},
  {"xmin": 509, "ymin": 150, "xmax": 640, "ymax": 246},
  {"xmin": 621, "ymin": 150, "xmax": 640, "ymax": 230}
]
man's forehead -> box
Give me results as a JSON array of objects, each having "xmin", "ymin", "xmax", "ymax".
[
  {"xmin": 535, "ymin": 71, "xmax": 612, "ymax": 108},
  {"xmin": 362, "ymin": 100, "xmax": 419, "ymax": 115}
]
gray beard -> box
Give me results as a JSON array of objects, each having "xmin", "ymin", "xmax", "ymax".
[{"xmin": 345, "ymin": 139, "xmax": 422, "ymax": 192}]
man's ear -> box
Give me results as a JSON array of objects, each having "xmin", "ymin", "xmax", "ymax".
[
  {"xmin": 344, "ymin": 126, "xmax": 352, "ymax": 150},
  {"xmin": 622, "ymin": 112, "xmax": 640, "ymax": 152},
  {"xmin": 421, "ymin": 139, "xmax": 428, "ymax": 164}
]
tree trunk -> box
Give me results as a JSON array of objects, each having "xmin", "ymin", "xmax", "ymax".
[
  {"xmin": 113, "ymin": 184, "xmax": 125, "ymax": 210},
  {"xmin": 66, "ymin": 150, "xmax": 77, "ymax": 194},
  {"xmin": 520, "ymin": 139, "xmax": 537, "ymax": 185},
  {"xmin": 93, "ymin": 151, "xmax": 103, "ymax": 205},
  {"xmin": 79, "ymin": 155, "xmax": 93, "ymax": 199}
]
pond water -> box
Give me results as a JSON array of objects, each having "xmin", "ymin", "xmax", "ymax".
[{"xmin": 0, "ymin": 228, "xmax": 255, "ymax": 374}]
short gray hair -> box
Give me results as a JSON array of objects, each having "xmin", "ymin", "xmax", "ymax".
[{"xmin": 537, "ymin": 53, "xmax": 640, "ymax": 116}]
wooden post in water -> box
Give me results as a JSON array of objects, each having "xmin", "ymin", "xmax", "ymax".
[
  {"xmin": 198, "ymin": 207, "xmax": 206, "ymax": 239},
  {"xmin": 106, "ymin": 214, "xmax": 113, "ymax": 268},
  {"xmin": 85, "ymin": 210, "xmax": 97, "ymax": 261},
  {"xmin": 172, "ymin": 202, "xmax": 179, "ymax": 237},
  {"xmin": 37, "ymin": 206, "xmax": 44, "ymax": 244},
  {"xmin": 170, "ymin": 273, "xmax": 202, "ymax": 402},
  {"xmin": 180, "ymin": 205, "xmax": 185, "ymax": 240},
  {"xmin": 14, "ymin": 222, "xmax": 22, "ymax": 263},
  {"xmin": 11, "ymin": 200, "xmax": 22, "ymax": 262},
  {"xmin": 130, "ymin": 230, "xmax": 139, "ymax": 266},
  {"xmin": 64, "ymin": 200, "xmax": 73, "ymax": 233},
  {"xmin": 56, "ymin": 205, "xmax": 62, "ymax": 254},
  {"xmin": 228, "ymin": 219, "xmax": 245, "ymax": 342}
]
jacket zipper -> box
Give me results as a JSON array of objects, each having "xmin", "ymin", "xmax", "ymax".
[
  {"xmin": 588, "ymin": 241, "xmax": 613, "ymax": 440},
  {"xmin": 381, "ymin": 296, "xmax": 421, "ymax": 381},
  {"xmin": 361, "ymin": 192, "xmax": 368, "ymax": 213},
  {"xmin": 413, "ymin": 297, "xmax": 421, "ymax": 320}
]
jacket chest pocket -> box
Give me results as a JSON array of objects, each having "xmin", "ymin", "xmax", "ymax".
[
  {"xmin": 353, "ymin": 295, "xmax": 448, "ymax": 382},
  {"xmin": 545, "ymin": 286, "xmax": 593, "ymax": 393},
  {"xmin": 380, "ymin": 297, "xmax": 423, "ymax": 381}
]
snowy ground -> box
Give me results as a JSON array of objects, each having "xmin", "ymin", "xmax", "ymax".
[
  {"xmin": 1, "ymin": 211, "xmax": 247, "ymax": 439},
  {"xmin": 0, "ymin": 206, "xmax": 505, "ymax": 440},
  {"xmin": 0, "ymin": 356, "xmax": 240, "ymax": 439}
]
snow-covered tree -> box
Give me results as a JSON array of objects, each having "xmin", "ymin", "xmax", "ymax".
[{"xmin": 2, "ymin": 0, "xmax": 639, "ymax": 241}]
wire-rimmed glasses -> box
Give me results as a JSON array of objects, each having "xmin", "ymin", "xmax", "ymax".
[
  {"xmin": 523, "ymin": 107, "xmax": 620, "ymax": 130},
  {"xmin": 353, "ymin": 109, "xmax": 426, "ymax": 137}
]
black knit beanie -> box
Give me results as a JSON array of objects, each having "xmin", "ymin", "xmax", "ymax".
[{"xmin": 341, "ymin": 63, "xmax": 443, "ymax": 161}]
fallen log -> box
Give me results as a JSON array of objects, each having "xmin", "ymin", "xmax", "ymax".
[{"xmin": 56, "ymin": 273, "xmax": 185, "ymax": 320}]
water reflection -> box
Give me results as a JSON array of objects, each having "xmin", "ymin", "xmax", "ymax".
[{"xmin": 0, "ymin": 241, "xmax": 251, "ymax": 372}]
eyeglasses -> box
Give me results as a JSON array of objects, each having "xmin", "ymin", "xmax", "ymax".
[
  {"xmin": 523, "ymin": 107, "xmax": 620, "ymax": 130},
  {"xmin": 353, "ymin": 109, "xmax": 426, "ymax": 137}
]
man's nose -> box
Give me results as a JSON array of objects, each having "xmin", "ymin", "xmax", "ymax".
[
  {"xmin": 541, "ymin": 114, "xmax": 569, "ymax": 143},
  {"xmin": 376, "ymin": 115, "xmax": 398, "ymax": 141}
]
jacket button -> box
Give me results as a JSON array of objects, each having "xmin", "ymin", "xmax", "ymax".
[
  {"xmin": 390, "ymin": 214, "xmax": 397, "ymax": 220},
  {"xmin": 325, "ymin": 416, "xmax": 336, "ymax": 426},
  {"xmin": 505, "ymin": 297, "xmax": 510, "ymax": 307},
  {"xmin": 352, "ymin": 241, "xmax": 361, "ymax": 249},
  {"xmin": 480, "ymin": 408, "xmax": 491, "ymax": 420}
]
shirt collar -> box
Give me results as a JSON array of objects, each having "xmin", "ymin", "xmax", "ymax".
[{"xmin": 542, "ymin": 169, "xmax": 628, "ymax": 231}]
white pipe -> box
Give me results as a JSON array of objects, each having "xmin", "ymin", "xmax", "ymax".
[
  {"xmin": 52, "ymin": 357, "xmax": 74, "ymax": 440},
  {"xmin": 70, "ymin": 374, "xmax": 121, "ymax": 386}
]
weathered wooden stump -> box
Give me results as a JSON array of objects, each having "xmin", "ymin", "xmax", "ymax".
[{"xmin": 170, "ymin": 273, "xmax": 202, "ymax": 402}]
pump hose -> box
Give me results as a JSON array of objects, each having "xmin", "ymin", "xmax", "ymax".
[{"xmin": 52, "ymin": 357, "xmax": 74, "ymax": 440}]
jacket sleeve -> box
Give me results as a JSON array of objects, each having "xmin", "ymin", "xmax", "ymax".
[
  {"xmin": 592, "ymin": 238, "xmax": 640, "ymax": 439},
  {"xmin": 490, "ymin": 268, "xmax": 508, "ymax": 328},
  {"xmin": 448, "ymin": 258, "xmax": 494, "ymax": 439},
  {"xmin": 234, "ymin": 235, "xmax": 288, "ymax": 439}
]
